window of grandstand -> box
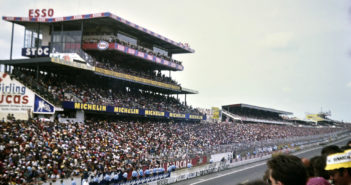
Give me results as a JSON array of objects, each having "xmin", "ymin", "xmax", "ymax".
[
  {"xmin": 153, "ymin": 46, "xmax": 168, "ymax": 56},
  {"xmin": 52, "ymin": 30, "xmax": 82, "ymax": 53},
  {"xmin": 117, "ymin": 32, "xmax": 137, "ymax": 46},
  {"xmin": 24, "ymin": 29, "xmax": 42, "ymax": 48}
]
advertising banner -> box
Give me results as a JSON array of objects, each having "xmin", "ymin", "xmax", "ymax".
[
  {"xmin": 0, "ymin": 73, "xmax": 34, "ymax": 120},
  {"xmin": 211, "ymin": 107, "xmax": 220, "ymax": 120},
  {"xmin": 33, "ymin": 94, "xmax": 55, "ymax": 114},
  {"xmin": 22, "ymin": 46, "xmax": 50, "ymax": 57},
  {"xmin": 63, "ymin": 101, "xmax": 206, "ymax": 120}
]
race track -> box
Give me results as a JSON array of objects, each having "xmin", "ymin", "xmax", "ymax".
[{"xmin": 172, "ymin": 137, "xmax": 350, "ymax": 185}]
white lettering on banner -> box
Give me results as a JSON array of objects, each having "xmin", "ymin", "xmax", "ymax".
[
  {"xmin": 157, "ymin": 179, "xmax": 168, "ymax": 185},
  {"xmin": 176, "ymin": 175, "xmax": 187, "ymax": 182},
  {"xmin": 25, "ymin": 47, "xmax": 49, "ymax": 56},
  {"xmin": 188, "ymin": 173, "xmax": 196, "ymax": 178}
]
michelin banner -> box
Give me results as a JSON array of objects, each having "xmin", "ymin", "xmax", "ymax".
[{"xmin": 62, "ymin": 101, "xmax": 206, "ymax": 120}]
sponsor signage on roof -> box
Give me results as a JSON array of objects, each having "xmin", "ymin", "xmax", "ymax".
[
  {"xmin": 28, "ymin": 9, "xmax": 54, "ymax": 18},
  {"xmin": 22, "ymin": 46, "xmax": 50, "ymax": 57}
]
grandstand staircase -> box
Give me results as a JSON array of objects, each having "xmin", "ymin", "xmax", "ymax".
[
  {"xmin": 64, "ymin": 93, "xmax": 82, "ymax": 103},
  {"xmin": 222, "ymin": 110, "xmax": 242, "ymax": 122}
]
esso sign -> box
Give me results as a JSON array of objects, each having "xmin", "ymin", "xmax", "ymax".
[
  {"xmin": 97, "ymin": 41, "xmax": 109, "ymax": 50},
  {"xmin": 29, "ymin": 9, "xmax": 54, "ymax": 18}
]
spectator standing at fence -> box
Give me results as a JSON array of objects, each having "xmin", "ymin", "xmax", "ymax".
[
  {"xmin": 138, "ymin": 168, "xmax": 144, "ymax": 178},
  {"xmin": 71, "ymin": 178, "xmax": 77, "ymax": 185},
  {"xmin": 122, "ymin": 171, "xmax": 128, "ymax": 182},
  {"xmin": 112, "ymin": 172, "xmax": 119, "ymax": 183},
  {"xmin": 152, "ymin": 167, "xmax": 158, "ymax": 176},
  {"xmin": 132, "ymin": 169, "xmax": 138, "ymax": 180},
  {"xmin": 145, "ymin": 168, "xmax": 150, "ymax": 177},
  {"xmin": 266, "ymin": 154, "xmax": 307, "ymax": 185}
]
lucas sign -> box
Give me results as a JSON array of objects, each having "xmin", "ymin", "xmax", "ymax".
[{"xmin": 0, "ymin": 72, "xmax": 34, "ymax": 114}]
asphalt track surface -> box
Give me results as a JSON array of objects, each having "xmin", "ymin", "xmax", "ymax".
[{"xmin": 172, "ymin": 136, "xmax": 351, "ymax": 185}]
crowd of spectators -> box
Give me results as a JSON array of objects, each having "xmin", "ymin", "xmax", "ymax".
[
  {"xmin": 82, "ymin": 33, "xmax": 183, "ymax": 66},
  {"xmin": 12, "ymin": 69, "xmax": 199, "ymax": 115},
  {"xmin": 95, "ymin": 62, "xmax": 179, "ymax": 86},
  {"xmin": 0, "ymin": 117, "xmax": 345, "ymax": 184}
]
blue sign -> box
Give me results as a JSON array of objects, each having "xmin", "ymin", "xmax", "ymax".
[
  {"xmin": 22, "ymin": 46, "xmax": 50, "ymax": 57},
  {"xmin": 62, "ymin": 101, "xmax": 206, "ymax": 120},
  {"xmin": 34, "ymin": 95, "xmax": 55, "ymax": 114}
]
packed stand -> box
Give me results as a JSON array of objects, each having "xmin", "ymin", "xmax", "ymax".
[
  {"xmin": 0, "ymin": 118, "xmax": 346, "ymax": 184},
  {"xmin": 95, "ymin": 62, "xmax": 179, "ymax": 86},
  {"xmin": 11, "ymin": 69, "xmax": 200, "ymax": 115}
]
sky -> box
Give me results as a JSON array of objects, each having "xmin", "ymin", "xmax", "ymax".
[{"xmin": 0, "ymin": 0, "xmax": 350, "ymax": 121}]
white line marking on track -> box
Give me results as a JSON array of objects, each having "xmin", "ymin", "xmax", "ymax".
[{"xmin": 189, "ymin": 162, "xmax": 266, "ymax": 185}]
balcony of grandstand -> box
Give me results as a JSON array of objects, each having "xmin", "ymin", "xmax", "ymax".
[
  {"xmin": 95, "ymin": 61, "xmax": 180, "ymax": 86},
  {"xmin": 81, "ymin": 33, "xmax": 182, "ymax": 66}
]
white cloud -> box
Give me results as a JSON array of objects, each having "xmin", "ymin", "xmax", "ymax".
[
  {"xmin": 347, "ymin": 82, "xmax": 351, "ymax": 87},
  {"xmin": 259, "ymin": 32, "xmax": 297, "ymax": 51},
  {"xmin": 282, "ymin": 87, "xmax": 292, "ymax": 93}
]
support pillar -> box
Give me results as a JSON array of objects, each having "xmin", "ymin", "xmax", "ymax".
[
  {"xmin": 185, "ymin": 94, "xmax": 187, "ymax": 106},
  {"xmin": 7, "ymin": 23, "xmax": 15, "ymax": 73}
]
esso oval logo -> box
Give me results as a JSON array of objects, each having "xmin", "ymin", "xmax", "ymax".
[{"xmin": 97, "ymin": 41, "xmax": 109, "ymax": 50}]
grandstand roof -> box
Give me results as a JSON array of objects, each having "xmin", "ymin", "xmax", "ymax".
[
  {"xmin": 180, "ymin": 87, "xmax": 198, "ymax": 94},
  {"xmin": 222, "ymin": 103, "xmax": 292, "ymax": 115},
  {"xmin": 2, "ymin": 12, "xmax": 194, "ymax": 54}
]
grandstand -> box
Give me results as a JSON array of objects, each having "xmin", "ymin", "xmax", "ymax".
[
  {"xmin": 0, "ymin": 11, "xmax": 349, "ymax": 185},
  {"xmin": 221, "ymin": 103, "xmax": 293, "ymax": 125},
  {"xmin": 0, "ymin": 12, "xmax": 204, "ymax": 122}
]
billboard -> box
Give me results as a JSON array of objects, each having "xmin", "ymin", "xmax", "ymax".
[
  {"xmin": 306, "ymin": 114, "xmax": 325, "ymax": 122},
  {"xmin": 33, "ymin": 94, "xmax": 55, "ymax": 114},
  {"xmin": 0, "ymin": 72, "xmax": 35, "ymax": 120},
  {"xmin": 211, "ymin": 107, "xmax": 220, "ymax": 120},
  {"xmin": 63, "ymin": 101, "xmax": 206, "ymax": 120},
  {"xmin": 22, "ymin": 46, "xmax": 50, "ymax": 57}
]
